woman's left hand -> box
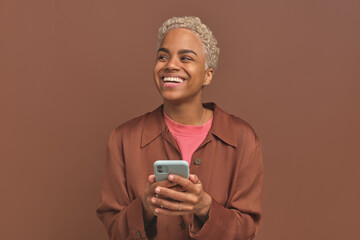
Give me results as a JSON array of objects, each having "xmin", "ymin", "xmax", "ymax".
[{"xmin": 151, "ymin": 174, "xmax": 212, "ymax": 217}]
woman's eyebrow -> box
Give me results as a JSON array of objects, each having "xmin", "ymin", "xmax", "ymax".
[
  {"xmin": 178, "ymin": 49, "xmax": 197, "ymax": 56},
  {"xmin": 157, "ymin": 48, "xmax": 169, "ymax": 53},
  {"xmin": 157, "ymin": 48, "xmax": 198, "ymax": 56}
]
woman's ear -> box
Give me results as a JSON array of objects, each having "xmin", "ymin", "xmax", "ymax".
[{"xmin": 204, "ymin": 68, "xmax": 214, "ymax": 86}]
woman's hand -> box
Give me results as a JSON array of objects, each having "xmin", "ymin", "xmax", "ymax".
[
  {"xmin": 150, "ymin": 174, "xmax": 212, "ymax": 217},
  {"xmin": 141, "ymin": 175, "xmax": 178, "ymax": 226}
]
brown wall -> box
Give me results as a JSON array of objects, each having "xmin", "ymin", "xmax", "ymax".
[{"xmin": 1, "ymin": 0, "xmax": 359, "ymax": 239}]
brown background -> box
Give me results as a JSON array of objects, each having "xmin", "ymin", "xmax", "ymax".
[{"xmin": 1, "ymin": 0, "xmax": 359, "ymax": 239}]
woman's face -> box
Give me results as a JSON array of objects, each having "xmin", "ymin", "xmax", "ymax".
[{"xmin": 153, "ymin": 28, "xmax": 213, "ymax": 104}]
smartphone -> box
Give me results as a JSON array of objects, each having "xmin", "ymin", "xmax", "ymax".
[{"xmin": 153, "ymin": 160, "xmax": 189, "ymax": 182}]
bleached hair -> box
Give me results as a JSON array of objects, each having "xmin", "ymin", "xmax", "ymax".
[{"xmin": 157, "ymin": 16, "xmax": 220, "ymax": 70}]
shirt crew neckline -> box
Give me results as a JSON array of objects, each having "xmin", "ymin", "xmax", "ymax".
[
  {"xmin": 163, "ymin": 111, "xmax": 213, "ymax": 137},
  {"xmin": 141, "ymin": 103, "xmax": 238, "ymax": 148}
]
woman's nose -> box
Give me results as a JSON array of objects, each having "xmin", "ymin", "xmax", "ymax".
[{"xmin": 165, "ymin": 57, "xmax": 180, "ymax": 70}]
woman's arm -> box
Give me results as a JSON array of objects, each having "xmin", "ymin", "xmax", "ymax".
[
  {"xmin": 189, "ymin": 140, "xmax": 263, "ymax": 240},
  {"xmin": 96, "ymin": 129, "xmax": 179, "ymax": 239},
  {"xmin": 96, "ymin": 129, "xmax": 149, "ymax": 239}
]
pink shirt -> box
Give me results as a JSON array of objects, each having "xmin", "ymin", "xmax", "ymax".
[{"xmin": 164, "ymin": 112, "xmax": 213, "ymax": 164}]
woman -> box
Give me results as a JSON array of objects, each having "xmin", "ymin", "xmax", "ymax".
[{"xmin": 96, "ymin": 16, "xmax": 263, "ymax": 240}]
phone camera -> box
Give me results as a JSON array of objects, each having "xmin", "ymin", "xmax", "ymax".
[{"xmin": 156, "ymin": 165, "xmax": 168, "ymax": 173}]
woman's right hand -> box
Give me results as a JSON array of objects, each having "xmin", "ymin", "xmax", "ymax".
[{"xmin": 141, "ymin": 175, "xmax": 178, "ymax": 225}]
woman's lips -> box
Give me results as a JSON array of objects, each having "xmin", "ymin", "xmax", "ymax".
[{"xmin": 161, "ymin": 76, "xmax": 186, "ymax": 88}]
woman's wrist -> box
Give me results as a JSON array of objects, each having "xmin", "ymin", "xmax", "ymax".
[
  {"xmin": 195, "ymin": 193, "xmax": 212, "ymax": 217},
  {"xmin": 193, "ymin": 194, "xmax": 211, "ymax": 230},
  {"xmin": 141, "ymin": 195, "xmax": 156, "ymax": 227}
]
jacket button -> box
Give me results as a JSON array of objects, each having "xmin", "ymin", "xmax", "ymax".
[{"xmin": 194, "ymin": 158, "xmax": 201, "ymax": 165}]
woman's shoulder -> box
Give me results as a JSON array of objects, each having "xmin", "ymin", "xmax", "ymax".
[
  {"xmin": 229, "ymin": 114, "xmax": 257, "ymax": 136},
  {"xmin": 112, "ymin": 105, "xmax": 163, "ymax": 136},
  {"xmin": 213, "ymin": 103, "xmax": 260, "ymax": 144}
]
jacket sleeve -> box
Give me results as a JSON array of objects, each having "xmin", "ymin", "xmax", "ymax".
[
  {"xmin": 96, "ymin": 129, "xmax": 150, "ymax": 240},
  {"xmin": 189, "ymin": 136, "xmax": 263, "ymax": 240}
]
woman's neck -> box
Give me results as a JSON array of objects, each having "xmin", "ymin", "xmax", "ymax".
[{"xmin": 163, "ymin": 101, "xmax": 211, "ymax": 126}]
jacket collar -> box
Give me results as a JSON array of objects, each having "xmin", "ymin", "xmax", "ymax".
[{"xmin": 141, "ymin": 102, "xmax": 238, "ymax": 148}]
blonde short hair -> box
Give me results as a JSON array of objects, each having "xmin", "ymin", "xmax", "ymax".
[{"xmin": 157, "ymin": 16, "xmax": 220, "ymax": 70}]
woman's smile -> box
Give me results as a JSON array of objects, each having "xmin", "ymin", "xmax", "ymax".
[{"xmin": 161, "ymin": 76, "xmax": 186, "ymax": 88}]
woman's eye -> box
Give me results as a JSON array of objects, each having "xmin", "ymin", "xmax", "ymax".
[
  {"xmin": 158, "ymin": 55, "xmax": 167, "ymax": 60},
  {"xmin": 181, "ymin": 56, "xmax": 193, "ymax": 61}
]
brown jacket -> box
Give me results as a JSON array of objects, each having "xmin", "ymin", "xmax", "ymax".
[{"xmin": 96, "ymin": 103, "xmax": 263, "ymax": 240}]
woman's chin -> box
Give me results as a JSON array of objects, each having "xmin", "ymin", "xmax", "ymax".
[{"xmin": 162, "ymin": 96, "xmax": 183, "ymax": 104}]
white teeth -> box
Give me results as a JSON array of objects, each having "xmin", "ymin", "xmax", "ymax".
[{"xmin": 163, "ymin": 77, "xmax": 184, "ymax": 83}]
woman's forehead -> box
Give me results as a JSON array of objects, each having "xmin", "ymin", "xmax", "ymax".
[{"xmin": 159, "ymin": 28, "xmax": 204, "ymax": 55}]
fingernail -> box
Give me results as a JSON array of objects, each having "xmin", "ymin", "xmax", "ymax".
[
  {"xmin": 151, "ymin": 198, "xmax": 156, "ymax": 204},
  {"xmin": 155, "ymin": 187, "xmax": 160, "ymax": 193},
  {"xmin": 169, "ymin": 175, "xmax": 174, "ymax": 181},
  {"xmin": 155, "ymin": 208, "xmax": 160, "ymax": 213}
]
